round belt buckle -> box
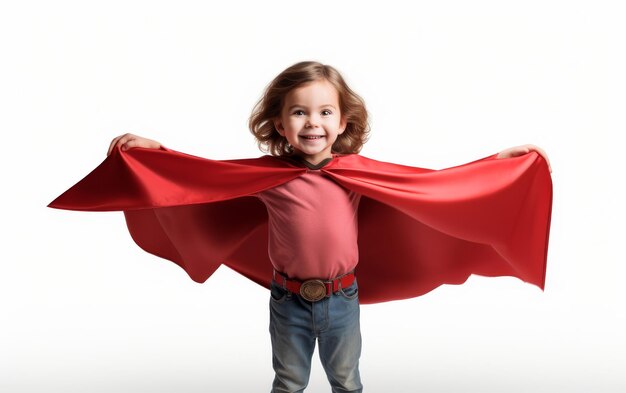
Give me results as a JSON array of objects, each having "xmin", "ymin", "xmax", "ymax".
[{"xmin": 300, "ymin": 280, "xmax": 327, "ymax": 302}]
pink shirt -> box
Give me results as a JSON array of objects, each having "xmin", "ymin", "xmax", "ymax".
[{"xmin": 254, "ymin": 157, "xmax": 361, "ymax": 280}]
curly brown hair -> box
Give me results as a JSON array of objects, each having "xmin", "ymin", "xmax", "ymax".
[{"xmin": 249, "ymin": 61, "xmax": 370, "ymax": 156}]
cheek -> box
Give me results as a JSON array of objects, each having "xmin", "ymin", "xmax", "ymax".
[
  {"xmin": 284, "ymin": 117, "xmax": 302, "ymax": 130},
  {"xmin": 329, "ymin": 119, "xmax": 343, "ymax": 131}
]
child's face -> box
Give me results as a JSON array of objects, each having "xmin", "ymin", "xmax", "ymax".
[{"xmin": 274, "ymin": 79, "xmax": 347, "ymax": 165}]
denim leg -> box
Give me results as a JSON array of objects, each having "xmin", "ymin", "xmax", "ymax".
[
  {"xmin": 317, "ymin": 280, "xmax": 363, "ymax": 393},
  {"xmin": 269, "ymin": 279, "xmax": 363, "ymax": 393},
  {"xmin": 269, "ymin": 282, "xmax": 316, "ymax": 393}
]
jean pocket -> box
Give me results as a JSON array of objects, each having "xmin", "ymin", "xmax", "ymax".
[
  {"xmin": 270, "ymin": 282, "xmax": 289, "ymax": 303},
  {"xmin": 338, "ymin": 280, "xmax": 359, "ymax": 300}
]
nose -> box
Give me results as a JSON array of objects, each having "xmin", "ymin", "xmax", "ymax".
[{"xmin": 306, "ymin": 114, "xmax": 320, "ymax": 128}]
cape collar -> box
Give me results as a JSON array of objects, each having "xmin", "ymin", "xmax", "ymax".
[{"xmin": 283, "ymin": 154, "xmax": 335, "ymax": 170}]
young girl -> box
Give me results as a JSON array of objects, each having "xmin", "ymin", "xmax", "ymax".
[{"xmin": 61, "ymin": 61, "xmax": 552, "ymax": 393}]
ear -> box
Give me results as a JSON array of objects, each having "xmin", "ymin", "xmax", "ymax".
[
  {"xmin": 338, "ymin": 116, "xmax": 348, "ymax": 134},
  {"xmin": 273, "ymin": 118, "xmax": 285, "ymax": 136}
]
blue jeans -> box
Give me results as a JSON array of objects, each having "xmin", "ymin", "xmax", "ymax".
[{"xmin": 269, "ymin": 278, "xmax": 363, "ymax": 393}]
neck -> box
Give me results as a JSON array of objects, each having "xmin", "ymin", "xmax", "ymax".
[
  {"xmin": 291, "ymin": 154, "xmax": 334, "ymax": 169},
  {"xmin": 295, "ymin": 152, "xmax": 334, "ymax": 166}
]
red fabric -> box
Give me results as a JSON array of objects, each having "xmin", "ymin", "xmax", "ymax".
[{"xmin": 48, "ymin": 146, "xmax": 552, "ymax": 304}]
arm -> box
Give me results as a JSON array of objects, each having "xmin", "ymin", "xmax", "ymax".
[
  {"xmin": 497, "ymin": 144, "xmax": 552, "ymax": 172},
  {"xmin": 107, "ymin": 133, "xmax": 162, "ymax": 156}
]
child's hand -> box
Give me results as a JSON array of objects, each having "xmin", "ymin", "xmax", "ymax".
[
  {"xmin": 496, "ymin": 144, "xmax": 552, "ymax": 173},
  {"xmin": 107, "ymin": 133, "xmax": 161, "ymax": 156}
]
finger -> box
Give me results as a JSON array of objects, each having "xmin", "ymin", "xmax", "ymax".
[
  {"xmin": 108, "ymin": 133, "xmax": 133, "ymax": 156},
  {"xmin": 525, "ymin": 144, "xmax": 552, "ymax": 173},
  {"xmin": 118, "ymin": 134, "xmax": 137, "ymax": 151},
  {"xmin": 122, "ymin": 139, "xmax": 139, "ymax": 150},
  {"xmin": 107, "ymin": 135, "xmax": 126, "ymax": 156},
  {"xmin": 536, "ymin": 147, "xmax": 552, "ymax": 173},
  {"xmin": 107, "ymin": 137, "xmax": 118, "ymax": 156},
  {"xmin": 502, "ymin": 147, "xmax": 527, "ymax": 158},
  {"xmin": 516, "ymin": 146, "xmax": 531, "ymax": 157}
]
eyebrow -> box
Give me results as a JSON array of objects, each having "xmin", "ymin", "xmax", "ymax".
[{"xmin": 287, "ymin": 104, "xmax": 338, "ymax": 111}]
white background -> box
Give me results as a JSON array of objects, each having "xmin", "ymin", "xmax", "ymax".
[{"xmin": 2, "ymin": 0, "xmax": 624, "ymax": 392}]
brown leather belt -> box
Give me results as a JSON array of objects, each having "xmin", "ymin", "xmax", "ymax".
[{"xmin": 272, "ymin": 270, "xmax": 356, "ymax": 302}]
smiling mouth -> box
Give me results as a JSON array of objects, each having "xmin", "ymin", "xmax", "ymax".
[{"xmin": 300, "ymin": 135, "xmax": 324, "ymax": 140}]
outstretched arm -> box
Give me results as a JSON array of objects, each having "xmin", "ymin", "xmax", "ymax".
[
  {"xmin": 497, "ymin": 144, "xmax": 552, "ymax": 172},
  {"xmin": 107, "ymin": 133, "xmax": 162, "ymax": 156}
]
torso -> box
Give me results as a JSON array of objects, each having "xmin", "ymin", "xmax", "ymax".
[{"xmin": 254, "ymin": 156, "xmax": 361, "ymax": 280}]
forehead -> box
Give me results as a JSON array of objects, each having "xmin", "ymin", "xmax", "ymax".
[{"xmin": 284, "ymin": 79, "xmax": 340, "ymax": 105}]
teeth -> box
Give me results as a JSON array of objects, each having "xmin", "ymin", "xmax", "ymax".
[{"xmin": 302, "ymin": 135, "xmax": 323, "ymax": 139}]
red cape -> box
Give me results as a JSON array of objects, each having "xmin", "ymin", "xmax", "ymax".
[{"xmin": 48, "ymin": 146, "xmax": 552, "ymax": 304}]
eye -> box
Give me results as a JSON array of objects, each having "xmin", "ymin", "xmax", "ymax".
[
  {"xmin": 321, "ymin": 109, "xmax": 332, "ymax": 116},
  {"xmin": 292, "ymin": 110, "xmax": 305, "ymax": 116}
]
